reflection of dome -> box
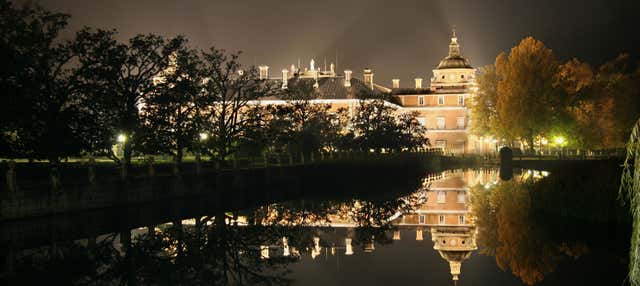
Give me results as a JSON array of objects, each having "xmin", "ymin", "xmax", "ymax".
[
  {"xmin": 436, "ymin": 29, "xmax": 472, "ymax": 70},
  {"xmin": 432, "ymin": 226, "xmax": 478, "ymax": 283}
]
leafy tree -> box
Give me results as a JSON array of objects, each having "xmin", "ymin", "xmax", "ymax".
[
  {"xmin": 77, "ymin": 31, "xmax": 185, "ymax": 165},
  {"xmin": 469, "ymin": 65, "xmax": 500, "ymax": 137},
  {"xmin": 495, "ymin": 37, "xmax": 561, "ymax": 149},
  {"xmin": 350, "ymin": 92, "xmax": 427, "ymax": 152},
  {"xmin": 0, "ymin": 1, "xmax": 87, "ymax": 164}
]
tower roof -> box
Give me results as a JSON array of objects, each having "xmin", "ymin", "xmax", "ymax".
[{"xmin": 436, "ymin": 27, "xmax": 472, "ymax": 70}]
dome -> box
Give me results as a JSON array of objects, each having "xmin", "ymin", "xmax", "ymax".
[
  {"xmin": 436, "ymin": 28, "xmax": 472, "ymax": 70},
  {"xmin": 437, "ymin": 56, "xmax": 472, "ymax": 69}
]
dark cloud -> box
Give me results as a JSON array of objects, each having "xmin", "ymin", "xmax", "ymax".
[{"xmin": 18, "ymin": 0, "xmax": 640, "ymax": 87}]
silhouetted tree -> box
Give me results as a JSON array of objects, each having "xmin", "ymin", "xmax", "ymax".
[
  {"xmin": 139, "ymin": 43, "xmax": 203, "ymax": 164},
  {"xmin": 199, "ymin": 48, "xmax": 278, "ymax": 164}
]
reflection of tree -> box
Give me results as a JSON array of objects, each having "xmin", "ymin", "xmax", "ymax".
[
  {"xmin": 472, "ymin": 179, "xmax": 592, "ymax": 285},
  {"xmin": 2, "ymin": 192, "xmax": 423, "ymax": 285}
]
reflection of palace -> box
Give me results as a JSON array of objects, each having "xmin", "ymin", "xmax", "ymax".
[
  {"xmin": 247, "ymin": 169, "xmax": 499, "ymax": 283},
  {"xmin": 254, "ymin": 28, "xmax": 487, "ymax": 154}
]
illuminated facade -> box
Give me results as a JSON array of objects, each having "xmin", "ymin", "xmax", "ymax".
[{"xmin": 258, "ymin": 28, "xmax": 479, "ymax": 153}]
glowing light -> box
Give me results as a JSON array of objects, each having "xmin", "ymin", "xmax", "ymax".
[
  {"xmin": 554, "ymin": 136, "xmax": 566, "ymax": 146},
  {"xmin": 199, "ymin": 132, "xmax": 208, "ymax": 141},
  {"xmin": 117, "ymin": 134, "xmax": 126, "ymax": 143},
  {"xmin": 541, "ymin": 138, "xmax": 548, "ymax": 145}
]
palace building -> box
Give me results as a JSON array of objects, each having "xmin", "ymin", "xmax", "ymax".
[{"xmin": 258, "ymin": 28, "xmax": 480, "ymax": 153}]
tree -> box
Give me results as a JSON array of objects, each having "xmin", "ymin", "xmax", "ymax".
[
  {"xmin": 0, "ymin": 1, "xmax": 87, "ymax": 165},
  {"xmin": 78, "ymin": 31, "xmax": 185, "ymax": 165},
  {"xmin": 350, "ymin": 91, "xmax": 427, "ymax": 152},
  {"xmin": 140, "ymin": 45, "xmax": 203, "ymax": 164},
  {"xmin": 470, "ymin": 65, "xmax": 500, "ymax": 137},
  {"xmin": 494, "ymin": 37, "xmax": 561, "ymax": 149},
  {"xmin": 199, "ymin": 48, "xmax": 278, "ymax": 164}
]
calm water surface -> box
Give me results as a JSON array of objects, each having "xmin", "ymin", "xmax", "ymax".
[{"xmin": 0, "ymin": 165, "xmax": 631, "ymax": 285}]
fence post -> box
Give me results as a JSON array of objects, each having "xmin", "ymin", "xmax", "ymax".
[
  {"xmin": 88, "ymin": 156, "xmax": 96, "ymax": 184},
  {"xmin": 195, "ymin": 152, "xmax": 202, "ymax": 175},
  {"xmin": 147, "ymin": 156, "xmax": 155, "ymax": 177},
  {"xmin": 263, "ymin": 153, "xmax": 269, "ymax": 168},
  {"xmin": 6, "ymin": 160, "xmax": 16, "ymax": 193},
  {"xmin": 172, "ymin": 155, "xmax": 180, "ymax": 176}
]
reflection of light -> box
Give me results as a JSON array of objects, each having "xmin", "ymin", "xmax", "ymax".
[
  {"xmin": 282, "ymin": 237, "xmax": 290, "ymax": 256},
  {"xmin": 541, "ymin": 171, "xmax": 549, "ymax": 177},
  {"xmin": 260, "ymin": 245, "xmax": 269, "ymax": 259},
  {"xmin": 484, "ymin": 183, "xmax": 491, "ymax": 189},
  {"xmin": 416, "ymin": 229, "xmax": 423, "ymax": 241},
  {"xmin": 345, "ymin": 238, "xmax": 354, "ymax": 255}
]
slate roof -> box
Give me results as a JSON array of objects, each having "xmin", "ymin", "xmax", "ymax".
[{"xmin": 262, "ymin": 76, "xmax": 387, "ymax": 100}]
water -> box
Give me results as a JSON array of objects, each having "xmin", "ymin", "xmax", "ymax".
[{"xmin": 0, "ymin": 163, "xmax": 631, "ymax": 285}]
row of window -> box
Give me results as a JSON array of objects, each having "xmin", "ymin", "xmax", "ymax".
[
  {"xmin": 436, "ymin": 191, "xmax": 466, "ymax": 203},
  {"xmin": 418, "ymin": 214, "xmax": 466, "ymax": 225},
  {"xmin": 417, "ymin": 117, "xmax": 466, "ymax": 129},
  {"xmin": 417, "ymin": 95, "xmax": 464, "ymax": 106}
]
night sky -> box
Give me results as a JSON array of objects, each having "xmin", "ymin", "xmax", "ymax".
[{"xmin": 18, "ymin": 0, "xmax": 640, "ymax": 87}]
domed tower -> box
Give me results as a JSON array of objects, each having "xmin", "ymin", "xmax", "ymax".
[
  {"xmin": 431, "ymin": 226, "xmax": 478, "ymax": 283},
  {"xmin": 430, "ymin": 27, "xmax": 476, "ymax": 91}
]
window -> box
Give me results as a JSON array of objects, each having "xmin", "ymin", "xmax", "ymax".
[
  {"xmin": 419, "ymin": 215, "xmax": 426, "ymax": 224},
  {"xmin": 418, "ymin": 96, "xmax": 424, "ymax": 105},
  {"xmin": 435, "ymin": 140, "xmax": 447, "ymax": 150},
  {"xmin": 459, "ymin": 215, "xmax": 466, "ymax": 225},
  {"xmin": 438, "ymin": 95, "xmax": 444, "ymax": 105},
  {"xmin": 438, "ymin": 215, "xmax": 445, "ymax": 225},
  {"xmin": 417, "ymin": 117, "xmax": 427, "ymax": 127},
  {"xmin": 437, "ymin": 191, "xmax": 446, "ymax": 203},
  {"xmin": 441, "ymin": 75, "xmax": 445, "ymax": 79},
  {"xmin": 456, "ymin": 117, "xmax": 465, "ymax": 129},
  {"xmin": 437, "ymin": 117, "xmax": 445, "ymax": 129},
  {"xmin": 457, "ymin": 191, "xmax": 466, "ymax": 203},
  {"xmin": 461, "ymin": 74, "xmax": 465, "ymax": 79},
  {"xmin": 458, "ymin": 95, "xmax": 464, "ymax": 106}
]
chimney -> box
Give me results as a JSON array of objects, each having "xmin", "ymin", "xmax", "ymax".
[
  {"xmin": 392, "ymin": 79, "xmax": 400, "ymax": 89},
  {"xmin": 415, "ymin": 78, "xmax": 423, "ymax": 89},
  {"xmin": 344, "ymin": 70, "xmax": 352, "ymax": 87},
  {"xmin": 281, "ymin": 69, "xmax": 288, "ymax": 89},
  {"xmin": 258, "ymin": 65, "xmax": 269, "ymax": 80},
  {"xmin": 363, "ymin": 68, "xmax": 374, "ymax": 89}
]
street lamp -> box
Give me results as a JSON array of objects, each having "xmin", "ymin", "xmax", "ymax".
[
  {"xmin": 199, "ymin": 132, "xmax": 208, "ymax": 141},
  {"xmin": 117, "ymin": 134, "xmax": 127, "ymax": 143},
  {"xmin": 553, "ymin": 136, "xmax": 566, "ymax": 158}
]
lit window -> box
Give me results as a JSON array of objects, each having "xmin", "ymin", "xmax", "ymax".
[
  {"xmin": 457, "ymin": 191, "xmax": 466, "ymax": 203},
  {"xmin": 437, "ymin": 117, "xmax": 445, "ymax": 129},
  {"xmin": 456, "ymin": 117, "xmax": 465, "ymax": 129},
  {"xmin": 439, "ymin": 215, "xmax": 445, "ymax": 225},
  {"xmin": 418, "ymin": 96, "xmax": 424, "ymax": 105},
  {"xmin": 438, "ymin": 96, "xmax": 444, "ymax": 105},
  {"xmin": 437, "ymin": 191, "xmax": 446, "ymax": 203},
  {"xmin": 459, "ymin": 215, "xmax": 465, "ymax": 225},
  {"xmin": 419, "ymin": 215, "xmax": 426, "ymax": 224},
  {"xmin": 458, "ymin": 95, "xmax": 464, "ymax": 105}
]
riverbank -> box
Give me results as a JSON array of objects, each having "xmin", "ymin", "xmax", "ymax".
[{"xmin": 0, "ymin": 154, "xmax": 477, "ymax": 222}]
